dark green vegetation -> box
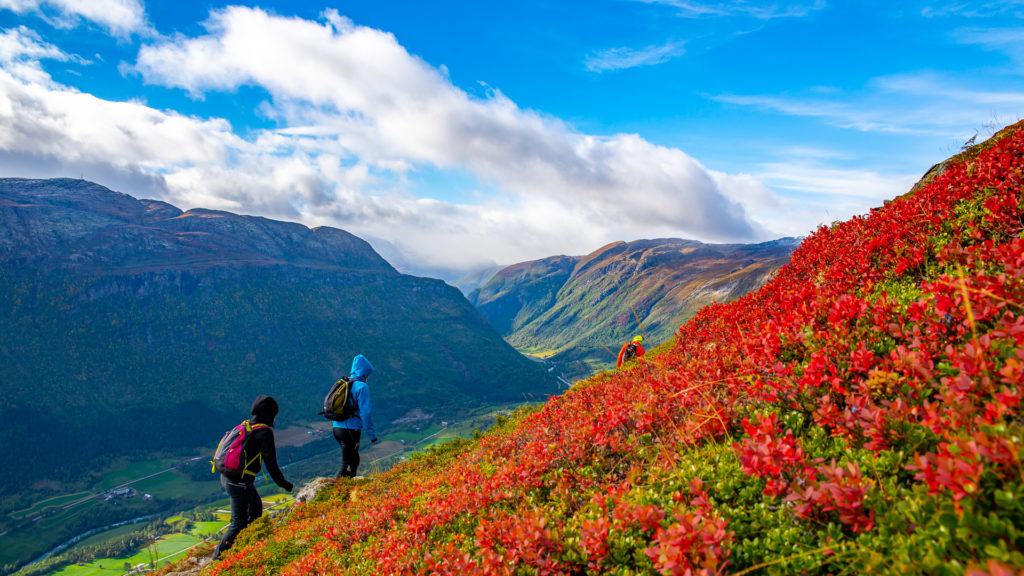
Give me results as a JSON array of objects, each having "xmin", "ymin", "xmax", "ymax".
[
  {"xmin": 0, "ymin": 178, "xmax": 557, "ymax": 568},
  {"xmin": 469, "ymin": 237, "xmax": 796, "ymax": 378}
]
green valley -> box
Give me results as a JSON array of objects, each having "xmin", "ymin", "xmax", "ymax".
[{"xmin": 470, "ymin": 237, "xmax": 797, "ymax": 379}]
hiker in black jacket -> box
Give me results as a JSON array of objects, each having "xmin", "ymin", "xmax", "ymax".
[{"xmin": 212, "ymin": 395, "xmax": 294, "ymax": 561}]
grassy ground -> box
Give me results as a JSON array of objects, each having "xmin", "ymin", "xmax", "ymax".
[
  {"xmin": 68, "ymin": 524, "xmax": 143, "ymax": 551},
  {"xmin": 95, "ymin": 459, "xmax": 177, "ymax": 489},
  {"xmin": 1, "ymin": 499, "xmax": 104, "ymax": 566},
  {"xmin": 384, "ymin": 427, "xmax": 441, "ymax": 443},
  {"xmin": 191, "ymin": 522, "xmax": 224, "ymax": 539},
  {"xmin": 131, "ymin": 472, "xmax": 221, "ymax": 501},
  {"xmin": 45, "ymin": 495, "xmax": 301, "ymax": 576}
]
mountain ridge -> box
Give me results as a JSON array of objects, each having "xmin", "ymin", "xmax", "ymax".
[
  {"xmin": 0, "ymin": 178, "xmax": 391, "ymax": 274},
  {"xmin": 470, "ymin": 236, "xmax": 798, "ymax": 376}
]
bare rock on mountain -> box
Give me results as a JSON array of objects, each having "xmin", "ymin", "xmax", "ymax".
[{"xmin": 294, "ymin": 477, "xmax": 336, "ymax": 504}]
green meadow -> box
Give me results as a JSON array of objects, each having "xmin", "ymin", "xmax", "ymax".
[{"xmin": 49, "ymin": 533, "xmax": 208, "ymax": 576}]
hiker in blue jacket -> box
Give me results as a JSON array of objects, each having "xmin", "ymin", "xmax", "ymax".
[{"xmin": 334, "ymin": 354, "xmax": 378, "ymax": 479}]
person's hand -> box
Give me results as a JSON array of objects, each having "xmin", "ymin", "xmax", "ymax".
[{"xmin": 371, "ymin": 437, "xmax": 379, "ymax": 444}]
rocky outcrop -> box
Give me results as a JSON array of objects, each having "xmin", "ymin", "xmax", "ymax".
[{"xmin": 294, "ymin": 477, "xmax": 335, "ymax": 505}]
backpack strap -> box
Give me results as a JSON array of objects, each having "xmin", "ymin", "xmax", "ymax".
[
  {"xmin": 241, "ymin": 451, "xmax": 264, "ymax": 477},
  {"xmin": 240, "ymin": 422, "xmax": 270, "ymax": 478}
]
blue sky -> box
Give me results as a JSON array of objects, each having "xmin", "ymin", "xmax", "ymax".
[{"xmin": 0, "ymin": 1, "xmax": 1021, "ymax": 276}]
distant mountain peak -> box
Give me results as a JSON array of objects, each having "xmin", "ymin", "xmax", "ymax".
[{"xmin": 0, "ymin": 177, "xmax": 394, "ymax": 273}]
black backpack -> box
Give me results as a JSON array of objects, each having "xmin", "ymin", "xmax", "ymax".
[
  {"xmin": 622, "ymin": 342, "xmax": 638, "ymax": 362},
  {"xmin": 320, "ymin": 377, "xmax": 356, "ymax": 421}
]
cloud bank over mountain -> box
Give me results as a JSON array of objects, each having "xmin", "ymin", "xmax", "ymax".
[{"xmin": 0, "ymin": 6, "xmax": 776, "ymax": 270}]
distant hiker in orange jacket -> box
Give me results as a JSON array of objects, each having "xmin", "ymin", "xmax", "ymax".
[{"xmin": 617, "ymin": 335, "xmax": 646, "ymax": 367}]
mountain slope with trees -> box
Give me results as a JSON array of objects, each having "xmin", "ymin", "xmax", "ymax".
[
  {"xmin": 470, "ymin": 237, "xmax": 797, "ymax": 378},
  {"xmin": 0, "ymin": 178, "xmax": 557, "ymax": 497},
  {"xmin": 185, "ymin": 121, "xmax": 1024, "ymax": 575}
]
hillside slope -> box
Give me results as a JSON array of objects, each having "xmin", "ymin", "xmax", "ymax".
[
  {"xmin": 0, "ymin": 179, "xmax": 556, "ymax": 498},
  {"xmin": 185, "ymin": 120, "xmax": 1021, "ymax": 576},
  {"xmin": 470, "ymin": 238, "xmax": 796, "ymax": 378}
]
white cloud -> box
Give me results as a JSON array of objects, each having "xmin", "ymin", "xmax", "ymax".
[
  {"xmin": 0, "ymin": 26, "xmax": 63, "ymax": 62},
  {"xmin": 955, "ymin": 26, "xmax": 1024, "ymax": 70},
  {"xmin": 0, "ymin": 0, "xmax": 148, "ymax": 37},
  {"xmin": 708, "ymin": 170, "xmax": 780, "ymax": 211},
  {"xmin": 729, "ymin": 162, "xmax": 918, "ymax": 237},
  {"xmin": 756, "ymin": 161, "xmax": 918, "ymax": 200},
  {"xmin": 125, "ymin": 7, "xmax": 768, "ymax": 263},
  {"xmin": 702, "ymin": 158, "xmax": 918, "ymax": 240},
  {"xmin": 922, "ymin": 1, "xmax": 1024, "ymax": 18},
  {"xmin": 0, "ymin": 26, "xmax": 73, "ymax": 84},
  {"xmin": 635, "ymin": 0, "xmax": 826, "ymax": 19},
  {"xmin": 6, "ymin": 5, "xmax": 988, "ymax": 273},
  {"xmin": 0, "ymin": 36, "xmax": 766, "ymax": 271},
  {"xmin": 876, "ymin": 73, "xmax": 1024, "ymax": 109},
  {"xmin": 585, "ymin": 41, "xmax": 685, "ymax": 73},
  {"xmin": 0, "ymin": 71, "xmax": 239, "ymax": 166},
  {"xmin": 715, "ymin": 73, "xmax": 1024, "ymax": 136}
]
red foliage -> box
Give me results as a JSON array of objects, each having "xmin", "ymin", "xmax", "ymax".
[
  {"xmin": 734, "ymin": 413, "xmax": 809, "ymax": 497},
  {"xmin": 786, "ymin": 460, "xmax": 875, "ymax": 533},
  {"xmin": 208, "ymin": 123, "xmax": 1024, "ymax": 575},
  {"xmin": 645, "ymin": 479, "xmax": 732, "ymax": 576}
]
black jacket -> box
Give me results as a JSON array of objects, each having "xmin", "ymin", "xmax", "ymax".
[
  {"xmin": 232, "ymin": 425, "xmax": 288, "ymax": 487},
  {"xmin": 228, "ymin": 395, "xmax": 290, "ymax": 489}
]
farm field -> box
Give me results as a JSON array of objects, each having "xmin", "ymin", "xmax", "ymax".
[
  {"xmin": 50, "ymin": 533, "xmax": 208, "ymax": 576},
  {"xmin": 8, "ymin": 494, "xmax": 92, "ymax": 522}
]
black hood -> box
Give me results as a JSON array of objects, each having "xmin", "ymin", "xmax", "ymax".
[{"xmin": 250, "ymin": 395, "xmax": 279, "ymax": 426}]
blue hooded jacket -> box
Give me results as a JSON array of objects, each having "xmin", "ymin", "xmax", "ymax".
[{"xmin": 332, "ymin": 354, "xmax": 377, "ymax": 440}]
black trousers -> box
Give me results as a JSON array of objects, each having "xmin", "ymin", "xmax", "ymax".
[
  {"xmin": 212, "ymin": 475, "xmax": 262, "ymax": 559},
  {"xmin": 333, "ymin": 427, "xmax": 362, "ymax": 478}
]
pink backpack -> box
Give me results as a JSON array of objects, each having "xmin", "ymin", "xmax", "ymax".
[{"xmin": 211, "ymin": 420, "xmax": 269, "ymax": 477}]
